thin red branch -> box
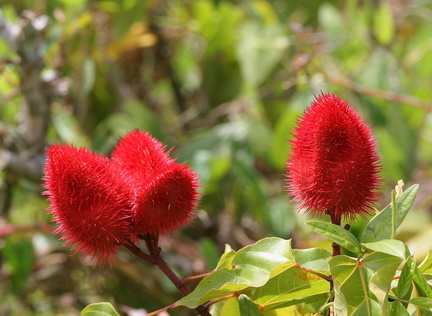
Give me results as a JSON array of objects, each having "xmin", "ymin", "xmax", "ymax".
[{"xmin": 125, "ymin": 236, "xmax": 211, "ymax": 316}]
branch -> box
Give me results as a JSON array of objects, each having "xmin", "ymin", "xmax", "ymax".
[
  {"xmin": 0, "ymin": 223, "xmax": 52, "ymax": 237},
  {"xmin": 323, "ymin": 70, "xmax": 432, "ymax": 112}
]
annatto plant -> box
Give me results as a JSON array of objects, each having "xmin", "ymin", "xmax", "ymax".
[{"xmin": 43, "ymin": 94, "xmax": 432, "ymax": 316}]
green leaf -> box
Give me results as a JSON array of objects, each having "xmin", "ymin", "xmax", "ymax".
[
  {"xmin": 80, "ymin": 302, "xmax": 120, "ymax": 316},
  {"xmin": 82, "ymin": 58, "xmax": 95, "ymax": 95},
  {"xmin": 362, "ymin": 239, "xmax": 406, "ymax": 259},
  {"xmin": 387, "ymin": 301, "xmax": 410, "ymax": 316},
  {"xmin": 397, "ymin": 256, "xmax": 415, "ymax": 298},
  {"xmin": 373, "ymin": 1, "xmax": 395, "ymax": 45},
  {"xmin": 251, "ymin": 263, "xmax": 330, "ymax": 312},
  {"xmin": 200, "ymin": 237, "xmax": 221, "ymax": 270},
  {"xmin": 176, "ymin": 238, "xmax": 293, "ymax": 308},
  {"xmin": 361, "ymin": 184, "xmax": 419, "ymax": 243},
  {"xmin": 2, "ymin": 238, "xmax": 34, "ymax": 293},
  {"xmin": 239, "ymin": 294, "xmax": 263, "ymax": 316},
  {"xmin": 419, "ymin": 250, "xmax": 432, "ymax": 273},
  {"xmin": 413, "ymin": 266, "xmax": 432, "ymax": 298},
  {"xmin": 292, "ymin": 248, "xmax": 332, "ymax": 271},
  {"xmin": 329, "ymin": 252, "xmax": 402, "ymax": 315},
  {"xmin": 211, "ymin": 297, "xmax": 240, "ymax": 316},
  {"xmin": 306, "ymin": 221, "xmax": 362, "ymax": 253},
  {"xmin": 236, "ymin": 21, "xmax": 286, "ymax": 87},
  {"xmin": 410, "ymin": 297, "xmax": 432, "ymax": 312},
  {"xmin": 215, "ymin": 245, "xmax": 237, "ymax": 270}
]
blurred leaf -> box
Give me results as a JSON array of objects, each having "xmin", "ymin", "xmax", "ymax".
[
  {"xmin": 82, "ymin": 58, "xmax": 95, "ymax": 95},
  {"xmin": 2, "ymin": 238, "xmax": 34, "ymax": 294},
  {"xmin": 192, "ymin": 0, "xmax": 241, "ymax": 56},
  {"xmin": 269, "ymin": 107, "xmax": 302, "ymax": 170},
  {"xmin": 373, "ymin": 1, "xmax": 395, "ymax": 45},
  {"xmin": 202, "ymin": 56, "xmax": 243, "ymax": 107},
  {"xmin": 361, "ymin": 184, "xmax": 419, "ymax": 243},
  {"xmin": 51, "ymin": 104, "xmax": 91, "ymax": 147},
  {"xmin": 306, "ymin": 221, "xmax": 362, "ymax": 253},
  {"xmin": 239, "ymin": 294, "xmax": 263, "ymax": 316},
  {"xmin": 329, "ymin": 252, "xmax": 402, "ymax": 315},
  {"xmin": 236, "ymin": 21, "xmax": 286, "ymax": 87},
  {"xmin": 80, "ymin": 302, "xmax": 120, "ymax": 316},
  {"xmin": 266, "ymin": 197, "xmax": 295, "ymax": 238},
  {"xmin": 199, "ymin": 237, "xmax": 221, "ymax": 270},
  {"xmin": 95, "ymin": 98, "xmax": 166, "ymax": 152},
  {"xmin": 318, "ymin": 3, "xmax": 343, "ymax": 32}
]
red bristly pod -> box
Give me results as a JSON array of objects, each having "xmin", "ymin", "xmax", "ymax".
[
  {"xmin": 285, "ymin": 93, "xmax": 382, "ymax": 221},
  {"xmin": 43, "ymin": 145, "xmax": 134, "ymax": 266}
]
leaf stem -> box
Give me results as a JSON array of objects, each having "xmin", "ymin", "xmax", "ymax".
[
  {"xmin": 293, "ymin": 262, "xmax": 332, "ymax": 282},
  {"xmin": 182, "ymin": 270, "xmax": 215, "ymax": 286},
  {"xmin": 123, "ymin": 237, "xmax": 211, "ymax": 316},
  {"xmin": 203, "ymin": 292, "xmax": 241, "ymax": 309}
]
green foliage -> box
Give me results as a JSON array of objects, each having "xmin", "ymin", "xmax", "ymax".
[
  {"xmin": 170, "ymin": 184, "xmax": 431, "ymax": 315},
  {"xmin": 80, "ymin": 303, "xmax": 120, "ymax": 316},
  {"xmin": 361, "ymin": 184, "xmax": 419, "ymax": 243},
  {"xmin": 1, "ymin": 0, "xmax": 432, "ymax": 315}
]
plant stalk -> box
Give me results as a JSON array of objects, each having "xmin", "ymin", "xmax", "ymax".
[
  {"xmin": 328, "ymin": 212, "xmax": 341, "ymax": 257},
  {"xmin": 124, "ymin": 238, "xmax": 211, "ymax": 316}
]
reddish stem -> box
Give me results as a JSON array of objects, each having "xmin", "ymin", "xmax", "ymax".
[
  {"xmin": 293, "ymin": 262, "xmax": 332, "ymax": 282},
  {"xmin": 125, "ymin": 237, "xmax": 211, "ymax": 316},
  {"xmin": 328, "ymin": 212, "xmax": 341, "ymax": 257},
  {"xmin": 182, "ymin": 270, "xmax": 215, "ymax": 286}
]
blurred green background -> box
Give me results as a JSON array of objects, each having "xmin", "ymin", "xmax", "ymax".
[{"xmin": 1, "ymin": 0, "xmax": 432, "ymax": 315}]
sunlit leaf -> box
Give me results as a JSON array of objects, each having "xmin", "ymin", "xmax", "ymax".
[
  {"xmin": 239, "ymin": 294, "xmax": 262, "ymax": 316},
  {"xmin": 306, "ymin": 221, "xmax": 362, "ymax": 253},
  {"xmin": 251, "ymin": 263, "xmax": 330, "ymax": 312},
  {"xmin": 397, "ymin": 256, "xmax": 415, "ymax": 299},
  {"xmin": 387, "ymin": 301, "xmax": 410, "ymax": 316},
  {"xmin": 362, "ymin": 239, "xmax": 406, "ymax": 259},
  {"xmin": 292, "ymin": 248, "xmax": 332, "ymax": 271},
  {"xmin": 361, "ymin": 184, "xmax": 419, "ymax": 243},
  {"xmin": 80, "ymin": 302, "xmax": 120, "ymax": 316},
  {"xmin": 211, "ymin": 297, "xmax": 239, "ymax": 316},
  {"xmin": 410, "ymin": 297, "xmax": 432, "ymax": 313},
  {"xmin": 419, "ymin": 250, "xmax": 432, "ymax": 273},
  {"xmin": 176, "ymin": 238, "xmax": 293, "ymax": 308},
  {"xmin": 412, "ymin": 266, "xmax": 432, "ymax": 298},
  {"xmin": 329, "ymin": 252, "xmax": 402, "ymax": 315}
]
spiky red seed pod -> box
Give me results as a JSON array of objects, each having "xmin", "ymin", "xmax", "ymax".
[
  {"xmin": 133, "ymin": 163, "xmax": 199, "ymax": 235},
  {"xmin": 111, "ymin": 130, "xmax": 173, "ymax": 186},
  {"xmin": 285, "ymin": 93, "xmax": 382, "ymax": 221},
  {"xmin": 43, "ymin": 145, "xmax": 134, "ymax": 267}
]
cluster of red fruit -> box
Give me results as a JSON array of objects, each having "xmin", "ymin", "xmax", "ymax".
[
  {"xmin": 43, "ymin": 93, "xmax": 382, "ymax": 266},
  {"xmin": 43, "ymin": 130, "xmax": 199, "ymax": 266}
]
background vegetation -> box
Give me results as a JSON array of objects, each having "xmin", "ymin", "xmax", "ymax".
[{"xmin": 1, "ymin": 0, "xmax": 432, "ymax": 315}]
